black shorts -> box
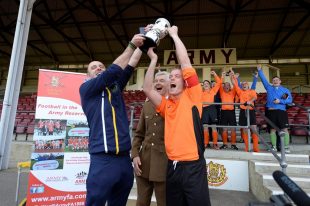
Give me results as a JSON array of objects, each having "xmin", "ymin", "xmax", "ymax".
[
  {"xmin": 239, "ymin": 109, "xmax": 256, "ymax": 126},
  {"xmin": 220, "ymin": 110, "xmax": 237, "ymax": 126},
  {"xmin": 202, "ymin": 105, "xmax": 218, "ymax": 124},
  {"xmin": 266, "ymin": 109, "xmax": 289, "ymax": 130},
  {"xmin": 166, "ymin": 158, "xmax": 211, "ymax": 206}
]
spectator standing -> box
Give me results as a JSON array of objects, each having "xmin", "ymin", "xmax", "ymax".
[
  {"xmin": 201, "ymin": 71, "xmax": 221, "ymax": 149},
  {"xmin": 219, "ymin": 71, "xmax": 238, "ymax": 150},
  {"xmin": 231, "ymin": 70, "xmax": 259, "ymax": 152},
  {"xmin": 257, "ymin": 65, "xmax": 292, "ymax": 153}
]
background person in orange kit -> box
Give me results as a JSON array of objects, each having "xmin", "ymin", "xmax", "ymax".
[
  {"xmin": 231, "ymin": 69, "xmax": 259, "ymax": 152},
  {"xmin": 219, "ymin": 70, "xmax": 238, "ymax": 150},
  {"xmin": 201, "ymin": 70, "xmax": 221, "ymax": 149}
]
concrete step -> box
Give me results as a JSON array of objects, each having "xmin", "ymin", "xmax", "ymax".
[
  {"xmin": 265, "ymin": 185, "xmax": 310, "ymax": 198},
  {"xmin": 205, "ymin": 150, "xmax": 309, "ymax": 164},
  {"xmin": 262, "ymin": 173, "xmax": 310, "ymax": 189},
  {"xmin": 254, "ymin": 161, "xmax": 310, "ymax": 176},
  {"xmin": 249, "ymin": 160, "xmax": 310, "ymax": 202}
]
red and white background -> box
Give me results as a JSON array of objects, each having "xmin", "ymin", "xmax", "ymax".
[{"xmin": 26, "ymin": 69, "xmax": 89, "ymax": 206}]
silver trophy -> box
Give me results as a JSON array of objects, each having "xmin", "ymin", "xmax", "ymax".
[{"xmin": 140, "ymin": 18, "xmax": 171, "ymax": 52}]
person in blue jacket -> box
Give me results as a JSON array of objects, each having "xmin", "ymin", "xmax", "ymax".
[
  {"xmin": 257, "ymin": 65, "xmax": 292, "ymax": 153},
  {"xmin": 79, "ymin": 34, "xmax": 144, "ymax": 206}
]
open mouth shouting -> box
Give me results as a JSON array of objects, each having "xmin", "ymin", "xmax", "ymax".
[
  {"xmin": 155, "ymin": 85, "xmax": 163, "ymax": 92},
  {"xmin": 170, "ymin": 83, "xmax": 176, "ymax": 89}
]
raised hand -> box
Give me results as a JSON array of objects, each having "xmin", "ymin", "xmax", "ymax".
[
  {"xmin": 147, "ymin": 47, "xmax": 158, "ymax": 60},
  {"xmin": 257, "ymin": 64, "xmax": 262, "ymax": 71},
  {"xmin": 253, "ymin": 72, "xmax": 258, "ymax": 78},
  {"xmin": 167, "ymin": 25, "xmax": 178, "ymax": 37},
  {"xmin": 144, "ymin": 24, "xmax": 153, "ymax": 32},
  {"xmin": 229, "ymin": 69, "xmax": 235, "ymax": 76},
  {"xmin": 131, "ymin": 34, "xmax": 145, "ymax": 48}
]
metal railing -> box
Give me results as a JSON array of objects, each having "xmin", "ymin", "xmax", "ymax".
[
  {"xmin": 128, "ymin": 100, "xmax": 310, "ymax": 173},
  {"xmin": 289, "ymin": 85, "xmax": 310, "ymax": 94},
  {"xmin": 202, "ymin": 102, "xmax": 253, "ymax": 153},
  {"xmin": 202, "ymin": 102, "xmax": 291, "ymax": 173}
]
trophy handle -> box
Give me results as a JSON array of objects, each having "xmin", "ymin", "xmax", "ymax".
[{"xmin": 139, "ymin": 36, "xmax": 158, "ymax": 53}]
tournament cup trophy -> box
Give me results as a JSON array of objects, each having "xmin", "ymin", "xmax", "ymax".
[{"xmin": 140, "ymin": 18, "xmax": 171, "ymax": 53}]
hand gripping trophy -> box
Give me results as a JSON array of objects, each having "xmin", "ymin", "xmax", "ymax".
[{"xmin": 140, "ymin": 18, "xmax": 171, "ymax": 52}]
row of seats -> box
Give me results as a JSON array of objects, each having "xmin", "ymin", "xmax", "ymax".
[
  {"xmin": 4, "ymin": 91, "xmax": 310, "ymax": 143},
  {"xmin": 254, "ymin": 95, "xmax": 309, "ymax": 143},
  {"xmin": 0, "ymin": 94, "xmax": 38, "ymax": 139}
]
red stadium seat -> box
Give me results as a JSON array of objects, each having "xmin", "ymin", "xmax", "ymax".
[
  {"xmin": 15, "ymin": 125, "xmax": 26, "ymax": 139},
  {"xmin": 288, "ymin": 118, "xmax": 295, "ymax": 125},
  {"xmin": 290, "ymin": 127, "xmax": 309, "ymax": 144},
  {"xmin": 287, "ymin": 112, "xmax": 297, "ymax": 118},
  {"xmin": 287, "ymin": 107, "xmax": 299, "ymax": 112},
  {"xmin": 294, "ymin": 118, "xmax": 309, "ymax": 125},
  {"xmin": 26, "ymin": 125, "xmax": 35, "ymax": 140}
]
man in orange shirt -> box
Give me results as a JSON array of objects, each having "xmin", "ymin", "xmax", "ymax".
[
  {"xmin": 143, "ymin": 26, "xmax": 211, "ymax": 206},
  {"xmin": 201, "ymin": 71, "xmax": 221, "ymax": 149},
  {"xmin": 219, "ymin": 71, "xmax": 238, "ymax": 150},
  {"xmin": 231, "ymin": 70, "xmax": 259, "ymax": 152}
]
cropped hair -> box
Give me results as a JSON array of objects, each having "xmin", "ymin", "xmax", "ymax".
[
  {"xmin": 203, "ymin": 80, "xmax": 211, "ymax": 85},
  {"xmin": 155, "ymin": 71, "xmax": 169, "ymax": 81},
  {"xmin": 272, "ymin": 76, "xmax": 280, "ymax": 80}
]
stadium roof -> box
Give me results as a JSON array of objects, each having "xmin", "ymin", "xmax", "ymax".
[{"xmin": 0, "ymin": 0, "xmax": 309, "ymax": 67}]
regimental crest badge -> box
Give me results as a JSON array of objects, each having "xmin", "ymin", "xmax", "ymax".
[
  {"xmin": 44, "ymin": 73, "xmax": 65, "ymax": 88},
  {"xmin": 51, "ymin": 76, "xmax": 60, "ymax": 87},
  {"xmin": 206, "ymin": 161, "xmax": 228, "ymax": 186}
]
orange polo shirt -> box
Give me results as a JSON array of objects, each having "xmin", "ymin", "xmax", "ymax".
[
  {"xmin": 201, "ymin": 75, "xmax": 221, "ymax": 107},
  {"xmin": 233, "ymin": 78, "xmax": 257, "ymax": 110},
  {"xmin": 156, "ymin": 68, "xmax": 202, "ymax": 161},
  {"xmin": 219, "ymin": 83, "xmax": 236, "ymax": 110}
]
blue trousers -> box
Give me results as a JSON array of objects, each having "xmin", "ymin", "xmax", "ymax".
[{"xmin": 86, "ymin": 153, "xmax": 134, "ymax": 206}]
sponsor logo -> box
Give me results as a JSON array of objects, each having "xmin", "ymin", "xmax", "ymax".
[
  {"xmin": 32, "ymin": 160, "xmax": 59, "ymax": 170},
  {"xmin": 45, "ymin": 176, "xmax": 68, "ymax": 182},
  {"xmin": 206, "ymin": 161, "xmax": 228, "ymax": 186},
  {"xmin": 30, "ymin": 186, "xmax": 45, "ymax": 194},
  {"xmin": 68, "ymin": 127, "xmax": 90, "ymax": 136},
  {"xmin": 75, "ymin": 171, "xmax": 87, "ymax": 185}
]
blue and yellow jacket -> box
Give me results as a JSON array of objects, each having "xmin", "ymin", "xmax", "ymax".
[
  {"xmin": 258, "ymin": 70, "xmax": 292, "ymax": 111},
  {"xmin": 79, "ymin": 64, "xmax": 133, "ymax": 154}
]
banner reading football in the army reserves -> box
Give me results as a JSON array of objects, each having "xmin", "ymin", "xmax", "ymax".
[{"xmin": 26, "ymin": 69, "xmax": 89, "ymax": 206}]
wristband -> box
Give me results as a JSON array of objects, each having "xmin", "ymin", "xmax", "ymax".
[{"xmin": 128, "ymin": 41, "xmax": 137, "ymax": 50}]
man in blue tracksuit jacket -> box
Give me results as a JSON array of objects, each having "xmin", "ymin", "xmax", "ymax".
[
  {"xmin": 257, "ymin": 65, "xmax": 292, "ymax": 153},
  {"xmin": 79, "ymin": 34, "xmax": 144, "ymax": 206}
]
